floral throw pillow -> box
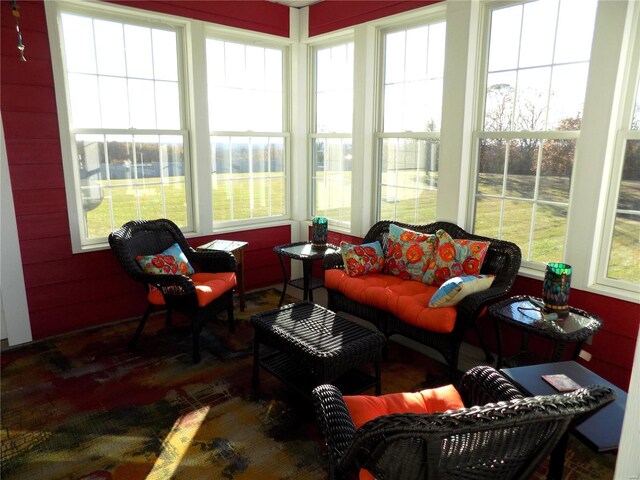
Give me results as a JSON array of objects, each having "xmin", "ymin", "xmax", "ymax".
[
  {"xmin": 136, "ymin": 242, "xmax": 195, "ymax": 276},
  {"xmin": 422, "ymin": 230, "xmax": 490, "ymax": 286},
  {"xmin": 384, "ymin": 224, "xmax": 437, "ymax": 281},
  {"xmin": 341, "ymin": 241, "xmax": 385, "ymax": 277}
]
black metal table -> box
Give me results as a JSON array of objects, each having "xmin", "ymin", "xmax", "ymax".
[
  {"xmin": 502, "ymin": 361, "xmax": 627, "ymax": 480},
  {"xmin": 490, "ymin": 295, "xmax": 603, "ymax": 368},
  {"xmin": 273, "ymin": 241, "xmax": 338, "ymax": 306},
  {"xmin": 251, "ymin": 302, "xmax": 386, "ymax": 399}
]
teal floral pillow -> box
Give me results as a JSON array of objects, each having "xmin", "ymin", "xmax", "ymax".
[
  {"xmin": 422, "ymin": 230, "xmax": 490, "ymax": 286},
  {"xmin": 428, "ymin": 275, "xmax": 495, "ymax": 308},
  {"xmin": 341, "ymin": 241, "xmax": 385, "ymax": 277},
  {"xmin": 136, "ymin": 242, "xmax": 195, "ymax": 275},
  {"xmin": 384, "ymin": 224, "xmax": 436, "ymax": 281}
]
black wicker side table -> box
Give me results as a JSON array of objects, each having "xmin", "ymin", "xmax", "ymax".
[
  {"xmin": 490, "ymin": 295, "xmax": 603, "ymax": 368},
  {"xmin": 273, "ymin": 242, "xmax": 338, "ymax": 307},
  {"xmin": 251, "ymin": 302, "xmax": 386, "ymax": 399}
]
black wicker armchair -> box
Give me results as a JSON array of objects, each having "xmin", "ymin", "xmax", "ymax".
[
  {"xmin": 108, "ymin": 219, "xmax": 237, "ymax": 362},
  {"xmin": 323, "ymin": 221, "xmax": 522, "ymax": 379},
  {"xmin": 312, "ymin": 366, "xmax": 615, "ymax": 480}
]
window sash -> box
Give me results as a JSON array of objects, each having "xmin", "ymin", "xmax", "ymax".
[
  {"xmin": 472, "ymin": 0, "xmax": 596, "ymax": 269},
  {"xmin": 51, "ymin": 3, "xmax": 193, "ymax": 247},
  {"xmin": 310, "ymin": 41, "xmax": 354, "ymax": 225}
]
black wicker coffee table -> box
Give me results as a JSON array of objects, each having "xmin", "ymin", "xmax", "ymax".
[{"xmin": 251, "ymin": 302, "xmax": 386, "ymax": 398}]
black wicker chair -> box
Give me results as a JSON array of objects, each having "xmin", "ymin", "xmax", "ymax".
[
  {"xmin": 323, "ymin": 221, "xmax": 522, "ymax": 379},
  {"xmin": 108, "ymin": 219, "xmax": 237, "ymax": 362},
  {"xmin": 312, "ymin": 366, "xmax": 615, "ymax": 480}
]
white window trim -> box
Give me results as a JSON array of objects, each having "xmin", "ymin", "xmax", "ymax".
[{"xmin": 594, "ymin": 0, "xmax": 640, "ymax": 297}]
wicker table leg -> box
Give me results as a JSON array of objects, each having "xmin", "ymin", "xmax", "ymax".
[{"xmin": 252, "ymin": 335, "xmax": 260, "ymax": 398}]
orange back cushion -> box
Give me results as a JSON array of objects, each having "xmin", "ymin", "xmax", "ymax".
[
  {"xmin": 344, "ymin": 384, "xmax": 464, "ymax": 430},
  {"xmin": 344, "ymin": 385, "xmax": 465, "ymax": 480}
]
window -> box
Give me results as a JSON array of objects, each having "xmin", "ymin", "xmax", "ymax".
[
  {"xmin": 206, "ymin": 38, "xmax": 287, "ymax": 224},
  {"xmin": 377, "ymin": 21, "xmax": 445, "ymax": 223},
  {"xmin": 600, "ymin": 25, "xmax": 640, "ymax": 286},
  {"xmin": 57, "ymin": 10, "xmax": 189, "ymax": 244},
  {"xmin": 473, "ymin": 0, "xmax": 597, "ymax": 264},
  {"xmin": 311, "ymin": 42, "xmax": 354, "ymax": 227}
]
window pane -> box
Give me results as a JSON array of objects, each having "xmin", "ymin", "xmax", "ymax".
[
  {"xmin": 484, "ymin": 74, "xmax": 516, "ymax": 131},
  {"xmin": 315, "ymin": 43, "xmax": 354, "ymax": 133},
  {"xmin": 153, "ymin": 29, "xmax": 178, "ymax": 81},
  {"xmin": 379, "ymin": 138, "xmax": 439, "ymax": 223},
  {"xmin": 128, "ymin": 79, "xmax": 156, "ymax": 129},
  {"xmin": 61, "ymin": 14, "xmax": 96, "ymax": 74},
  {"xmin": 539, "ymin": 139, "xmax": 574, "ymax": 204},
  {"xmin": 532, "ymin": 203, "xmax": 567, "ymax": 262},
  {"xmin": 514, "ymin": 67, "xmax": 550, "ymax": 131},
  {"xmin": 68, "ymin": 73, "xmax": 101, "ymax": 128},
  {"xmin": 312, "ymin": 138, "xmax": 352, "ymax": 224},
  {"xmin": 95, "ymin": 20, "xmax": 125, "ymax": 76},
  {"xmin": 488, "ymin": 5, "xmax": 522, "ymax": 72},
  {"xmin": 211, "ymin": 136, "xmax": 285, "ymax": 222},
  {"xmin": 124, "ymin": 25, "xmax": 154, "ymax": 79},
  {"xmin": 506, "ymin": 139, "xmax": 538, "ymax": 199},
  {"xmin": 155, "ymin": 81, "xmax": 180, "ymax": 130},
  {"xmin": 474, "ymin": 197, "xmax": 502, "ymax": 239},
  {"xmin": 547, "ymin": 63, "xmax": 588, "ymax": 130},
  {"xmin": 607, "ymin": 140, "xmax": 640, "ymax": 282},
  {"xmin": 478, "ymin": 139, "xmax": 506, "ymax": 196}
]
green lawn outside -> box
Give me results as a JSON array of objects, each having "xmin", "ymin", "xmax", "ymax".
[{"xmin": 85, "ymin": 171, "xmax": 638, "ymax": 282}]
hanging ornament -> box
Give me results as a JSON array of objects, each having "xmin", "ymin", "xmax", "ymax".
[{"xmin": 10, "ymin": 0, "xmax": 26, "ymax": 62}]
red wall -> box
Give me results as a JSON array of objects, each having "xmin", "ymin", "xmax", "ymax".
[
  {"xmin": 108, "ymin": 1, "xmax": 289, "ymax": 37},
  {"xmin": 308, "ymin": 1, "xmax": 441, "ymax": 36}
]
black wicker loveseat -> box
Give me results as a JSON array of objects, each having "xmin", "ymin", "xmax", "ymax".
[
  {"xmin": 312, "ymin": 365, "xmax": 615, "ymax": 480},
  {"xmin": 323, "ymin": 221, "xmax": 522, "ymax": 378}
]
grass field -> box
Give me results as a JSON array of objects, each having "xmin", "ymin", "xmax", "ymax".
[{"xmin": 84, "ymin": 172, "xmax": 638, "ymax": 282}]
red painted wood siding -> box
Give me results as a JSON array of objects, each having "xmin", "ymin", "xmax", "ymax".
[
  {"xmin": 107, "ymin": 0, "xmax": 290, "ymax": 37},
  {"xmin": 308, "ymin": 1, "xmax": 442, "ymax": 37}
]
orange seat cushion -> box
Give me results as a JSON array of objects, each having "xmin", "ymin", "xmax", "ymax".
[
  {"xmin": 325, "ymin": 270, "xmax": 457, "ymax": 333},
  {"xmin": 344, "ymin": 385, "xmax": 465, "ymax": 480},
  {"xmin": 147, "ymin": 272, "xmax": 237, "ymax": 307}
]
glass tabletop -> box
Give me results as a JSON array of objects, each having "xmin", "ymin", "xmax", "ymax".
[
  {"xmin": 275, "ymin": 242, "xmax": 338, "ymax": 259},
  {"xmin": 493, "ymin": 297, "xmax": 602, "ymax": 340}
]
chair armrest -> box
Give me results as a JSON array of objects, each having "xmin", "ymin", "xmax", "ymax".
[
  {"xmin": 142, "ymin": 273, "xmax": 199, "ymax": 312},
  {"xmin": 312, "ymin": 384, "xmax": 357, "ymax": 477},
  {"xmin": 457, "ymin": 366, "xmax": 524, "ymax": 406},
  {"xmin": 188, "ymin": 249, "xmax": 237, "ymax": 273},
  {"xmin": 323, "ymin": 251, "xmax": 344, "ymax": 270},
  {"xmin": 454, "ymin": 284, "xmax": 511, "ymax": 330}
]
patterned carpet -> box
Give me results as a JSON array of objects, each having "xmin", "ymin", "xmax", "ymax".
[{"xmin": 1, "ymin": 288, "xmax": 616, "ymax": 479}]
